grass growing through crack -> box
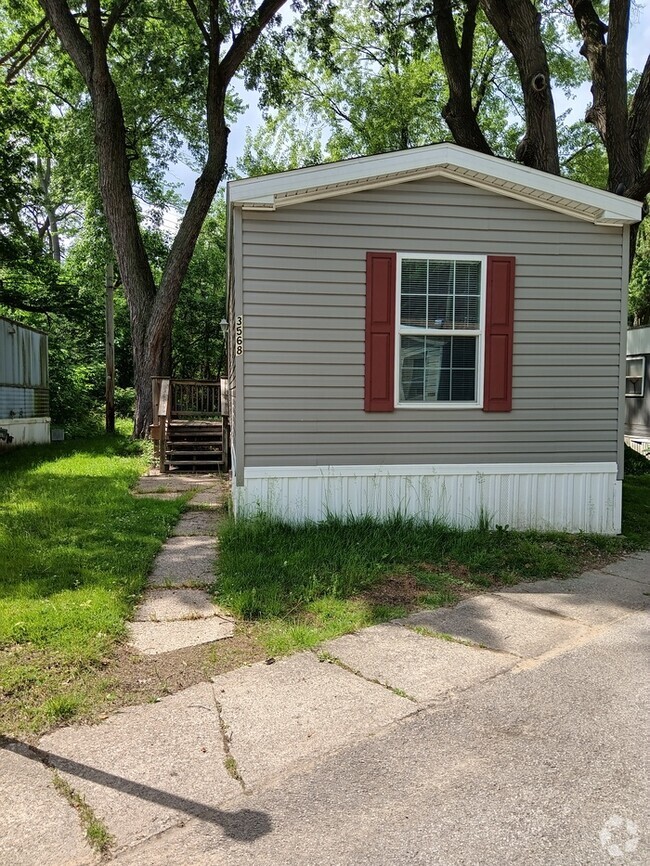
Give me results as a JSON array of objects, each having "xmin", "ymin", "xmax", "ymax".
[
  {"xmin": 52, "ymin": 771, "xmax": 114, "ymax": 853},
  {"xmin": 217, "ymin": 475, "xmax": 650, "ymax": 657},
  {"xmin": 0, "ymin": 426, "xmax": 186, "ymax": 734}
]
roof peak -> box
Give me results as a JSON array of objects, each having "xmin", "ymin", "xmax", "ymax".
[{"xmin": 228, "ymin": 143, "xmax": 641, "ymax": 226}]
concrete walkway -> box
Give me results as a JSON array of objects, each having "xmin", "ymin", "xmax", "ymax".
[
  {"xmin": 1, "ymin": 553, "xmax": 648, "ymax": 865},
  {"xmin": 128, "ymin": 473, "xmax": 234, "ymax": 654}
]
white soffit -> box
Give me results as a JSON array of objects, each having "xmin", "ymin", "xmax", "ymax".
[{"xmin": 229, "ymin": 143, "xmax": 642, "ymax": 226}]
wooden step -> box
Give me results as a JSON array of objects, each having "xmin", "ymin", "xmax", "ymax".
[
  {"xmin": 162, "ymin": 418, "xmax": 226, "ymax": 473},
  {"xmin": 168, "ymin": 426, "xmax": 223, "ymax": 434},
  {"xmin": 165, "ymin": 461, "xmax": 224, "ymax": 470},
  {"xmin": 168, "ymin": 435, "xmax": 222, "ymax": 443},
  {"xmin": 165, "ymin": 449, "xmax": 223, "ymax": 463},
  {"xmin": 167, "ymin": 421, "xmax": 223, "ymax": 430}
]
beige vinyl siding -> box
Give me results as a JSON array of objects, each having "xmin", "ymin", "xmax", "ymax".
[{"xmin": 239, "ymin": 177, "xmax": 625, "ymax": 467}]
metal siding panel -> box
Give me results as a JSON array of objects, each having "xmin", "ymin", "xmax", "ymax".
[
  {"xmin": 0, "ymin": 320, "xmax": 49, "ymax": 417},
  {"xmin": 234, "ymin": 463, "xmax": 621, "ymax": 534},
  {"xmin": 240, "ymin": 177, "xmax": 624, "ymax": 467}
]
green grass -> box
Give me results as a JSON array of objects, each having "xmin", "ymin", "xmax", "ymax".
[
  {"xmin": 621, "ymin": 477, "xmax": 650, "ymax": 544},
  {"xmin": 4, "ymin": 427, "xmax": 650, "ymax": 733},
  {"xmin": 218, "ymin": 476, "xmax": 650, "ymax": 657},
  {"xmin": 52, "ymin": 771, "xmax": 114, "ymax": 854},
  {"xmin": 0, "ymin": 428, "xmax": 185, "ymax": 734}
]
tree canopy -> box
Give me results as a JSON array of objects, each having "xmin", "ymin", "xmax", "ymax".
[
  {"xmin": 1, "ymin": 0, "xmax": 648, "ymax": 435},
  {"xmin": 244, "ymin": 0, "xmax": 648, "ymax": 199},
  {"xmin": 1, "ymin": 0, "xmax": 308, "ymax": 434}
]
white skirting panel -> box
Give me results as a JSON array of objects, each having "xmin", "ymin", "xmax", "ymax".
[
  {"xmin": 234, "ymin": 462, "xmax": 622, "ymax": 534},
  {"xmin": 0, "ymin": 417, "xmax": 51, "ymax": 445}
]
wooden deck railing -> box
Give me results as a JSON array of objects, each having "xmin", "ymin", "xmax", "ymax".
[
  {"xmin": 170, "ymin": 379, "xmax": 221, "ymax": 419},
  {"xmin": 156, "ymin": 379, "xmax": 171, "ymax": 472}
]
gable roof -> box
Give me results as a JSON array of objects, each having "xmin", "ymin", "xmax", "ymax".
[{"xmin": 228, "ymin": 143, "xmax": 642, "ymax": 226}]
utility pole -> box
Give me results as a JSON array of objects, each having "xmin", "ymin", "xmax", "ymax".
[{"xmin": 105, "ymin": 261, "xmax": 115, "ymax": 434}]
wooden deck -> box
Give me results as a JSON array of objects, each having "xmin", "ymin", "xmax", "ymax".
[{"xmin": 151, "ymin": 379, "xmax": 228, "ymax": 473}]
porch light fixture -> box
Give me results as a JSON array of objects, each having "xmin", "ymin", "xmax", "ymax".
[{"xmin": 219, "ymin": 318, "xmax": 228, "ymax": 338}]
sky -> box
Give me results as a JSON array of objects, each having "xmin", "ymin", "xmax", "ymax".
[{"xmin": 165, "ymin": 4, "xmax": 650, "ymax": 209}]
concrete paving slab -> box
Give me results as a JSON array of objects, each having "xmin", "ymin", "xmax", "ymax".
[
  {"xmin": 171, "ymin": 511, "xmax": 219, "ymax": 537},
  {"xmin": 405, "ymin": 595, "xmax": 586, "ymax": 658},
  {"xmin": 147, "ymin": 536, "xmax": 215, "ymax": 587},
  {"xmin": 131, "ymin": 490, "xmax": 186, "ymax": 500},
  {"xmin": 323, "ymin": 622, "xmax": 516, "ymax": 703},
  {"xmin": 1, "ymin": 741, "xmax": 96, "ymax": 866},
  {"xmin": 600, "ymin": 552, "xmax": 650, "ymax": 585},
  {"xmin": 39, "ymin": 684, "xmax": 241, "ymax": 853},
  {"xmin": 112, "ymin": 612, "xmax": 650, "ymax": 866},
  {"xmin": 134, "ymin": 475, "xmax": 216, "ymax": 494},
  {"xmin": 188, "ymin": 487, "xmax": 223, "ymax": 507},
  {"xmin": 128, "ymin": 617, "xmax": 234, "ymax": 654},
  {"xmin": 133, "ymin": 589, "xmax": 218, "ymax": 622},
  {"xmin": 499, "ymin": 570, "xmax": 650, "ymax": 625},
  {"xmin": 212, "ymin": 651, "xmax": 414, "ymax": 786}
]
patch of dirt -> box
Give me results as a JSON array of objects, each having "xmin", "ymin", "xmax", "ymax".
[
  {"xmin": 358, "ymin": 572, "xmax": 435, "ymax": 610},
  {"xmin": 91, "ymin": 626, "xmax": 266, "ymax": 719},
  {"xmin": 2, "ymin": 626, "xmax": 266, "ymax": 743}
]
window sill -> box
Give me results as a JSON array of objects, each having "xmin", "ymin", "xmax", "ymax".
[{"xmin": 395, "ymin": 402, "xmax": 482, "ymax": 410}]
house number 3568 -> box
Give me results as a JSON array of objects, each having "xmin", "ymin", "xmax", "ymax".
[{"xmin": 235, "ymin": 316, "xmax": 244, "ymax": 355}]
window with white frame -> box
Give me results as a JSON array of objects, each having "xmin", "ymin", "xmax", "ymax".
[
  {"xmin": 397, "ymin": 254, "xmax": 485, "ymax": 405},
  {"xmin": 626, "ymin": 357, "xmax": 645, "ymax": 397}
]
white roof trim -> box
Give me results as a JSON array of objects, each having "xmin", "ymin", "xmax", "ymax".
[{"xmin": 230, "ymin": 143, "xmax": 642, "ymax": 226}]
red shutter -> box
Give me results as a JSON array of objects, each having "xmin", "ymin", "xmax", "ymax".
[
  {"xmin": 365, "ymin": 252, "xmax": 396, "ymax": 412},
  {"xmin": 483, "ymin": 255, "xmax": 515, "ymax": 412}
]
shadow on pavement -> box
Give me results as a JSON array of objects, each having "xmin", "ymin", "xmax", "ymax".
[{"xmin": 1, "ymin": 738, "xmax": 272, "ymax": 843}]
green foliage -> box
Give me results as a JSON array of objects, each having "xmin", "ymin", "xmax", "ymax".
[
  {"xmin": 621, "ymin": 477, "xmax": 650, "ymax": 546},
  {"xmin": 559, "ymin": 121, "xmax": 609, "ymax": 188},
  {"xmin": 1, "ymin": 0, "xmax": 250, "ymax": 430},
  {"xmin": 242, "ymin": 0, "xmax": 597, "ymax": 174},
  {"xmin": 238, "ymin": 118, "xmax": 325, "ymax": 177},
  {"xmin": 629, "ymin": 221, "xmax": 650, "ymax": 326},
  {"xmin": 114, "ymin": 386, "xmax": 136, "ymax": 418},
  {"xmin": 243, "ymin": 0, "xmax": 451, "ymax": 169},
  {"xmin": 624, "ymin": 444, "xmax": 650, "ymax": 476},
  {"xmin": 172, "ymin": 203, "xmax": 228, "ymax": 379}
]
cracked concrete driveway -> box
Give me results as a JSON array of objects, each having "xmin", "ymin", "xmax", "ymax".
[{"xmin": 2, "ymin": 553, "xmax": 648, "ymax": 866}]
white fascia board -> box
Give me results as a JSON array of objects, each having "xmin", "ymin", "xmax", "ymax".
[{"xmin": 228, "ymin": 143, "xmax": 642, "ymax": 225}]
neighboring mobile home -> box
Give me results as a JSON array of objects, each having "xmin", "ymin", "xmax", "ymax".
[
  {"xmin": 226, "ymin": 144, "xmax": 642, "ymax": 534},
  {"xmin": 0, "ymin": 316, "xmax": 50, "ymax": 446},
  {"xmin": 625, "ymin": 325, "xmax": 650, "ymax": 448}
]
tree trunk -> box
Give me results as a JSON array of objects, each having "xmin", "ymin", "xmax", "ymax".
[
  {"xmin": 91, "ymin": 77, "xmax": 159, "ymax": 434},
  {"xmin": 434, "ymin": 0, "xmax": 494, "ymax": 155},
  {"xmin": 36, "ymin": 155, "xmax": 62, "ymax": 262},
  {"xmin": 480, "ymin": 0, "xmax": 560, "ymax": 174},
  {"xmin": 41, "ymin": 0, "xmax": 287, "ymax": 436}
]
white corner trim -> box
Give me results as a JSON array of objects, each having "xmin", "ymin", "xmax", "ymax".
[{"xmin": 234, "ymin": 462, "xmax": 621, "ymax": 535}]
